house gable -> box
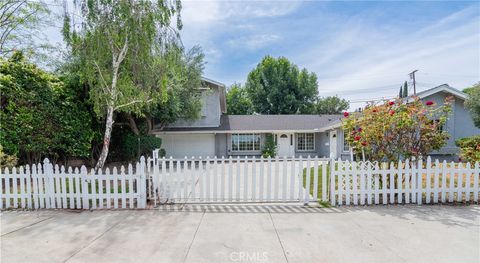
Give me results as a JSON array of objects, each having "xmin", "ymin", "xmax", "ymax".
[
  {"xmin": 414, "ymin": 84, "xmax": 467, "ymax": 100},
  {"xmin": 153, "ymin": 77, "xmax": 227, "ymax": 129},
  {"xmin": 414, "ymin": 84, "xmax": 480, "ymax": 155}
]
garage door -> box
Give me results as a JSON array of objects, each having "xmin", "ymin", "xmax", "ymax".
[{"xmin": 157, "ymin": 134, "xmax": 215, "ymax": 158}]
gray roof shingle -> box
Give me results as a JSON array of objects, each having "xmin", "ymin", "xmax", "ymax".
[{"xmin": 156, "ymin": 114, "xmax": 343, "ymax": 132}]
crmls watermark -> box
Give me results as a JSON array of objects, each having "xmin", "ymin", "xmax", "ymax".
[{"xmin": 229, "ymin": 251, "xmax": 269, "ymax": 262}]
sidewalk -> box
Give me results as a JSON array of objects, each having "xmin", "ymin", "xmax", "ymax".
[{"xmin": 1, "ymin": 204, "xmax": 479, "ymax": 263}]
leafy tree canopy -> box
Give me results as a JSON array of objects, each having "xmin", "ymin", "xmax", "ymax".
[
  {"xmin": 464, "ymin": 82, "xmax": 480, "ymax": 128},
  {"xmin": 226, "ymin": 83, "xmax": 253, "ymax": 115},
  {"xmin": 149, "ymin": 45, "xmax": 205, "ymax": 129},
  {"xmin": 315, "ymin": 96, "xmax": 349, "ymax": 114},
  {"xmin": 63, "ymin": 0, "xmax": 183, "ymax": 169},
  {"xmin": 245, "ymin": 56, "xmax": 318, "ymax": 114},
  {"xmin": 0, "ymin": 52, "xmax": 93, "ymax": 164},
  {"xmin": 0, "ymin": 0, "xmax": 49, "ymax": 54}
]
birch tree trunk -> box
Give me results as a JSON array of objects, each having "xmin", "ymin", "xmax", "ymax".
[
  {"xmin": 95, "ymin": 38, "xmax": 128, "ymax": 170},
  {"xmin": 95, "ymin": 104, "xmax": 114, "ymax": 170}
]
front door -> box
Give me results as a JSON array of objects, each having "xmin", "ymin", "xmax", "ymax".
[
  {"xmin": 329, "ymin": 130, "xmax": 337, "ymax": 158},
  {"xmin": 277, "ymin": 133, "xmax": 294, "ymax": 157}
]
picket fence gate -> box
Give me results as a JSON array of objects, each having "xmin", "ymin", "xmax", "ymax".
[
  {"xmin": 0, "ymin": 158, "xmax": 147, "ymax": 210},
  {"xmin": 330, "ymin": 157, "xmax": 480, "ymax": 206},
  {"xmin": 147, "ymin": 151, "xmax": 330, "ymax": 205}
]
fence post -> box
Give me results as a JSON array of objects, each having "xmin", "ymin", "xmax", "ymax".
[
  {"xmin": 304, "ymin": 156, "xmax": 311, "ymax": 205},
  {"xmin": 12, "ymin": 167, "xmax": 18, "ymax": 209},
  {"xmin": 426, "ymin": 157, "xmax": 432, "ymax": 204},
  {"xmin": 322, "ymin": 160, "xmax": 327, "ymax": 202},
  {"xmin": 43, "ymin": 158, "xmax": 53, "ymax": 209},
  {"xmin": 25, "ymin": 165, "xmax": 32, "ymax": 209},
  {"xmin": 139, "ymin": 156, "xmax": 147, "ymax": 209},
  {"xmin": 152, "ymin": 149, "xmax": 159, "ymax": 206},
  {"xmin": 330, "ymin": 157, "xmax": 336, "ymax": 206},
  {"xmin": 81, "ymin": 165, "xmax": 89, "ymax": 209},
  {"xmin": 417, "ymin": 158, "xmax": 423, "ymax": 205},
  {"xmin": 474, "ymin": 162, "xmax": 479, "ymax": 203},
  {"xmin": 465, "ymin": 162, "xmax": 471, "ymax": 202},
  {"xmin": 153, "ymin": 149, "xmax": 159, "ymax": 163}
]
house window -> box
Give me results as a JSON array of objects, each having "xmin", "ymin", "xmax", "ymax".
[
  {"xmin": 296, "ymin": 133, "xmax": 315, "ymax": 151},
  {"xmin": 231, "ymin": 134, "xmax": 261, "ymax": 152},
  {"xmin": 343, "ymin": 132, "xmax": 350, "ymax": 151},
  {"xmin": 434, "ymin": 119, "xmax": 444, "ymax": 132}
]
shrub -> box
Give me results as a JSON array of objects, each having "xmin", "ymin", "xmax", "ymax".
[
  {"xmin": 0, "ymin": 145, "xmax": 17, "ymax": 168},
  {"xmin": 343, "ymin": 97, "xmax": 452, "ymax": 162},
  {"xmin": 456, "ymin": 136, "xmax": 480, "ymax": 163},
  {"xmin": 122, "ymin": 133, "xmax": 163, "ymax": 161},
  {"xmin": 262, "ymin": 133, "xmax": 277, "ymax": 158}
]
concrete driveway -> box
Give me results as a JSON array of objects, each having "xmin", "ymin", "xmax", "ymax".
[
  {"xmin": 1, "ymin": 205, "xmax": 479, "ymax": 263},
  {"xmin": 155, "ymin": 160, "xmax": 321, "ymax": 203}
]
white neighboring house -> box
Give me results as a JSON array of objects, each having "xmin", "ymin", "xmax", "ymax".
[{"xmin": 151, "ymin": 80, "xmax": 479, "ymax": 161}]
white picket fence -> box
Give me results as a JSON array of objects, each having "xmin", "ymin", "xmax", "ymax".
[
  {"xmin": 330, "ymin": 157, "xmax": 480, "ymax": 206},
  {"xmin": 0, "ymin": 158, "xmax": 147, "ymax": 210},
  {"xmin": 2, "ymin": 152, "xmax": 479, "ymax": 210},
  {"xmin": 147, "ymin": 152, "xmax": 330, "ymax": 205},
  {"xmin": 147, "ymin": 151, "xmax": 480, "ymax": 206}
]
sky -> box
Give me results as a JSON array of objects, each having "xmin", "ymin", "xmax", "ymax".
[
  {"xmin": 48, "ymin": 0, "xmax": 480, "ymax": 110},
  {"xmin": 179, "ymin": 0, "xmax": 480, "ymax": 110}
]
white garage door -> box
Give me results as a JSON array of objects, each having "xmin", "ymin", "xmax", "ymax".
[{"xmin": 157, "ymin": 133, "xmax": 215, "ymax": 158}]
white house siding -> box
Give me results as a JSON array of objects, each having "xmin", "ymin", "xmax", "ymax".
[
  {"xmin": 157, "ymin": 134, "xmax": 215, "ymax": 158},
  {"xmin": 166, "ymin": 88, "xmax": 222, "ymax": 128},
  {"xmin": 214, "ymin": 133, "xmax": 228, "ymax": 157}
]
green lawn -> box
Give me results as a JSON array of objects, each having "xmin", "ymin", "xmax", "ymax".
[
  {"xmin": 302, "ymin": 162, "xmax": 475, "ymax": 206},
  {"xmin": 302, "ymin": 165, "xmax": 331, "ymax": 207}
]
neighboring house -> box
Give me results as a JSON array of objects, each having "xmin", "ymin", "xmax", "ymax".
[
  {"xmin": 407, "ymin": 84, "xmax": 480, "ymax": 160},
  {"xmin": 151, "ymin": 80, "xmax": 479, "ymax": 160}
]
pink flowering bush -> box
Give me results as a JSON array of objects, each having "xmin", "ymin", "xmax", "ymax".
[{"xmin": 343, "ymin": 97, "xmax": 453, "ymax": 162}]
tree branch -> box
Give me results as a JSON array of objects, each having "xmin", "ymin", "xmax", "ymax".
[
  {"xmin": 93, "ymin": 60, "xmax": 110, "ymax": 93},
  {"xmin": 114, "ymin": 98, "xmax": 153, "ymax": 111},
  {"xmin": 126, "ymin": 113, "xmax": 140, "ymax": 135}
]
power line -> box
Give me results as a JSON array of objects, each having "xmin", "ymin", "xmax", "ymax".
[
  {"xmin": 325, "ymin": 83, "xmax": 404, "ymax": 96},
  {"xmin": 419, "ymin": 72, "xmax": 479, "ymax": 78},
  {"xmin": 348, "ymin": 96, "xmax": 396, "ymax": 103}
]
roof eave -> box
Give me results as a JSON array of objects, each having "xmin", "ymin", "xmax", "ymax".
[
  {"xmin": 415, "ymin": 84, "xmax": 467, "ymax": 100},
  {"xmin": 152, "ymin": 127, "xmax": 341, "ymax": 135}
]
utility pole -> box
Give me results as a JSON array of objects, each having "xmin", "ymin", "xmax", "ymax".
[{"xmin": 409, "ymin": 69, "xmax": 418, "ymax": 95}]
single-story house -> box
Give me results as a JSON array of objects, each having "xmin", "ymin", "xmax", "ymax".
[{"xmin": 151, "ymin": 78, "xmax": 479, "ymax": 160}]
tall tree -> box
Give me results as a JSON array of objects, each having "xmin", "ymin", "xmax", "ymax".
[
  {"xmin": 315, "ymin": 96, "xmax": 349, "ymax": 114},
  {"xmin": 63, "ymin": 0, "xmax": 182, "ymax": 169},
  {"xmin": 226, "ymin": 83, "xmax": 253, "ymax": 115},
  {"xmin": 245, "ymin": 56, "xmax": 318, "ymax": 114},
  {"xmin": 402, "ymin": 81, "xmax": 408, "ymax": 98},
  {"xmin": 0, "ymin": 0, "xmax": 50, "ymax": 56},
  {"xmin": 465, "ymin": 82, "xmax": 480, "ymax": 128}
]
